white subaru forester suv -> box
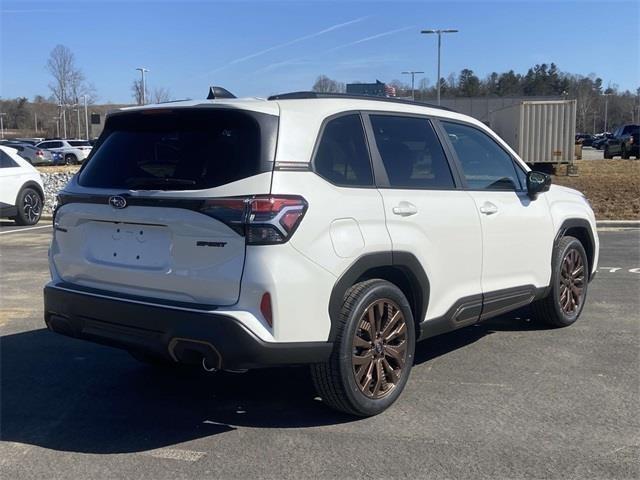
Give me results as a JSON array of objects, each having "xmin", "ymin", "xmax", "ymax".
[{"xmin": 45, "ymin": 91, "xmax": 599, "ymax": 416}]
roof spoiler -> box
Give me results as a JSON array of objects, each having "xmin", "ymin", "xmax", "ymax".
[{"xmin": 207, "ymin": 86, "xmax": 236, "ymax": 100}]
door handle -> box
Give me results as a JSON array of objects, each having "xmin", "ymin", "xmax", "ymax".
[
  {"xmin": 479, "ymin": 201, "xmax": 498, "ymax": 215},
  {"xmin": 392, "ymin": 202, "xmax": 418, "ymax": 216}
]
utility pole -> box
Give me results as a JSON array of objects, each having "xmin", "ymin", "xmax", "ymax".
[
  {"xmin": 401, "ymin": 71, "xmax": 424, "ymax": 101},
  {"xmin": 53, "ymin": 117, "xmax": 60, "ymax": 138},
  {"xmin": 83, "ymin": 95, "xmax": 89, "ymax": 139},
  {"xmin": 136, "ymin": 67, "xmax": 149, "ymax": 105},
  {"xmin": 0, "ymin": 113, "xmax": 6, "ymax": 139},
  {"xmin": 34, "ymin": 112, "xmax": 38, "ymax": 132},
  {"xmin": 421, "ymin": 29, "xmax": 458, "ymax": 105}
]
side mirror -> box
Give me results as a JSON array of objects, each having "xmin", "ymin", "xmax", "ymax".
[{"xmin": 526, "ymin": 171, "xmax": 551, "ymax": 198}]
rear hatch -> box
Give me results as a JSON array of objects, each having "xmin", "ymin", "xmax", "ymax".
[{"xmin": 51, "ymin": 106, "xmax": 278, "ymax": 306}]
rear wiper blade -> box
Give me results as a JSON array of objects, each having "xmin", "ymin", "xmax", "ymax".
[{"xmin": 126, "ymin": 177, "xmax": 197, "ymax": 188}]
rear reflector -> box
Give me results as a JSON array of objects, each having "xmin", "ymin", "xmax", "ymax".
[
  {"xmin": 200, "ymin": 195, "xmax": 307, "ymax": 245},
  {"xmin": 260, "ymin": 292, "xmax": 273, "ymax": 327}
]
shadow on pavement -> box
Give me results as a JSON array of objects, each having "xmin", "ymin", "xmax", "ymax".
[{"xmin": 1, "ymin": 307, "xmax": 547, "ymax": 454}]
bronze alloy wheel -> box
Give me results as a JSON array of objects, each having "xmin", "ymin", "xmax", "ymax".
[
  {"xmin": 23, "ymin": 191, "xmax": 42, "ymax": 224},
  {"xmin": 559, "ymin": 248, "xmax": 585, "ymax": 315},
  {"xmin": 351, "ymin": 298, "xmax": 408, "ymax": 399}
]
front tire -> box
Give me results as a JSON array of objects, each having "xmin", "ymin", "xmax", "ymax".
[
  {"xmin": 64, "ymin": 154, "xmax": 76, "ymax": 165},
  {"xmin": 14, "ymin": 187, "xmax": 43, "ymax": 226},
  {"xmin": 311, "ymin": 279, "xmax": 415, "ymax": 417},
  {"xmin": 532, "ymin": 236, "xmax": 589, "ymax": 328}
]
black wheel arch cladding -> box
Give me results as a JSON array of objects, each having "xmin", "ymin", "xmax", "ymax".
[{"xmin": 328, "ymin": 251, "xmax": 429, "ymax": 342}]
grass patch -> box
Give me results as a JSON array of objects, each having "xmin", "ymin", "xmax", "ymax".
[{"xmin": 553, "ymin": 160, "xmax": 640, "ymax": 220}]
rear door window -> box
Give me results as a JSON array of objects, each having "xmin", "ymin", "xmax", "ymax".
[
  {"xmin": 78, "ymin": 108, "xmax": 277, "ymax": 190},
  {"xmin": 369, "ymin": 115, "xmax": 455, "ymax": 189},
  {"xmin": 68, "ymin": 140, "xmax": 91, "ymax": 147}
]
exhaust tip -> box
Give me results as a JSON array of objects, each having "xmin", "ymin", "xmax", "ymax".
[{"xmin": 168, "ymin": 338, "xmax": 222, "ymax": 370}]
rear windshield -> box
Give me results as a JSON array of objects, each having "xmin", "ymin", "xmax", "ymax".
[
  {"xmin": 78, "ymin": 108, "xmax": 277, "ymax": 190},
  {"xmin": 68, "ymin": 140, "xmax": 91, "ymax": 147}
]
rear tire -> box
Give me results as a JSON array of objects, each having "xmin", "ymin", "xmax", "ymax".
[
  {"xmin": 603, "ymin": 147, "xmax": 613, "ymax": 159},
  {"xmin": 14, "ymin": 187, "xmax": 43, "ymax": 226},
  {"xmin": 531, "ymin": 236, "xmax": 589, "ymax": 328},
  {"xmin": 64, "ymin": 154, "xmax": 76, "ymax": 165},
  {"xmin": 311, "ymin": 279, "xmax": 415, "ymax": 417}
]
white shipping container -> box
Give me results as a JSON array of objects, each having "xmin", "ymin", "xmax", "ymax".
[{"xmin": 489, "ymin": 100, "xmax": 576, "ymax": 164}]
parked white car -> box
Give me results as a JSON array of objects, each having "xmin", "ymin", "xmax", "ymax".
[
  {"xmin": 45, "ymin": 92, "xmax": 599, "ymax": 416},
  {"xmin": 0, "ymin": 145, "xmax": 45, "ymax": 225},
  {"xmin": 36, "ymin": 139, "xmax": 92, "ymax": 164}
]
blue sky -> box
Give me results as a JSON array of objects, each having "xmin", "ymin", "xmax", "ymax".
[{"xmin": 1, "ymin": 0, "xmax": 639, "ymax": 104}]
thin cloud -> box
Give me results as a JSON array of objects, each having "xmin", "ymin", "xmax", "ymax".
[
  {"xmin": 325, "ymin": 25, "xmax": 415, "ymax": 53},
  {"xmin": 199, "ymin": 16, "xmax": 367, "ymax": 77},
  {"xmin": 257, "ymin": 25, "xmax": 415, "ymax": 74}
]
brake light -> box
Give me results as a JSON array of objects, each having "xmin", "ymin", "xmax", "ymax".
[
  {"xmin": 200, "ymin": 195, "xmax": 307, "ymax": 245},
  {"xmin": 36, "ymin": 150, "xmax": 44, "ymax": 157}
]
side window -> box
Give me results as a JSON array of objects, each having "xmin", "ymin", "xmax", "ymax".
[
  {"xmin": 0, "ymin": 151, "xmax": 19, "ymax": 168},
  {"xmin": 51, "ymin": 141, "xmax": 63, "ymax": 148},
  {"xmin": 442, "ymin": 121, "xmax": 522, "ymax": 191},
  {"xmin": 370, "ymin": 115, "xmax": 454, "ymax": 189},
  {"xmin": 38, "ymin": 142, "xmax": 51, "ymax": 149},
  {"xmin": 314, "ymin": 114, "xmax": 373, "ymax": 187}
]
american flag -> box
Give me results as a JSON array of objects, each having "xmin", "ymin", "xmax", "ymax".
[{"xmin": 384, "ymin": 84, "xmax": 396, "ymax": 97}]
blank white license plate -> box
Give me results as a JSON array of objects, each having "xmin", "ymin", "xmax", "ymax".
[{"xmin": 86, "ymin": 222, "xmax": 171, "ymax": 269}]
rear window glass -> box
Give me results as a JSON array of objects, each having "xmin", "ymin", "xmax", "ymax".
[
  {"xmin": 79, "ymin": 108, "xmax": 275, "ymax": 190},
  {"xmin": 68, "ymin": 140, "xmax": 91, "ymax": 147}
]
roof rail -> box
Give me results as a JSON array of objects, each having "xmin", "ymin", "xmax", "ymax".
[{"xmin": 266, "ymin": 91, "xmax": 454, "ymax": 111}]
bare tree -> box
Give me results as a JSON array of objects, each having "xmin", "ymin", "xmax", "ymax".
[
  {"xmin": 131, "ymin": 79, "xmax": 148, "ymax": 105},
  {"xmin": 150, "ymin": 87, "xmax": 171, "ymax": 104},
  {"xmin": 312, "ymin": 75, "xmax": 342, "ymax": 93},
  {"xmin": 46, "ymin": 45, "xmax": 76, "ymax": 106}
]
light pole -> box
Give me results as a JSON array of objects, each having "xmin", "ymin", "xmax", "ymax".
[
  {"xmin": 603, "ymin": 93, "xmax": 611, "ymax": 132},
  {"xmin": 58, "ymin": 104, "xmax": 67, "ymax": 138},
  {"xmin": 0, "ymin": 113, "xmax": 6, "ymax": 139},
  {"xmin": 136, "ymin": 67, "xmax": 149, "ymax": 105},
  {"xmin": 401, "ymin": 71, "xmax": 424, "ymax": 101},
  {"xmin": 83, "ymin": 95, "xmax": 89, "ymax": 139},
  {"xmin": 421, "ymin": 29, "xmax": 458, "ymax": 105},
  {"xmin": 53, "ymin": 117, "xmax": 60, "ymax": 138}
]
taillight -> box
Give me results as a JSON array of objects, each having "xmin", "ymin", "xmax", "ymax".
[
  {"xmin": 200, "ymin": 195, "xmax": 307, "ymax": 245},
  {"xmin": 36, "ymin": 150, "xmax": 44, "ymax": 157}
]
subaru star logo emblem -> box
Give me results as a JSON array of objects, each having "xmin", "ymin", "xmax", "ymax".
[{"xmin": 109, "ymin": 196, "xmax": 127, "ymax": 209}]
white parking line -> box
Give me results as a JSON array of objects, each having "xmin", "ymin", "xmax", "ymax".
[
  {"xmin": 0, "ymin": 225, "xmax": 52, "ymax": 235},
  {"xmin": 142, "ymin": 448, "xmax": 207, "ymax": 462}
]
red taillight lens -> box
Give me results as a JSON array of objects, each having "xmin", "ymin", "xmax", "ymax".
[
  {"xmin": 260, "ymin": 292, "xmax": 273, "ymax": 327},
  {"xmin": 199, "ymin": 195, "xmax": 307, "ymax": 245},
  {"xmin": 36, "ymin": 150, "xmax": 44, "ymax": 156}
]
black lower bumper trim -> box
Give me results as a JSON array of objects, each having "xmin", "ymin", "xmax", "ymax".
[{"xmin": 44, "ymin": 285, "xmax": 332, "ymax": 370}]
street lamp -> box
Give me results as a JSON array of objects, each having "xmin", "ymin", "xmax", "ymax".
[
  {"xmin": 401, "ymin": 71, "xmax": 424, "ymax": 101},
  {"xmin": 136, "ymin": 67, "xmax": 149, "ymax": 105},
  {"xmin": 58, "ymin": 104, "xmax": 67, "ymax": 138},
  {"xmin": 0, "ymin": 113, "xmax": 6, "ymax": 139},
  {"xmin": 83, "ymin": 95, "xmax": 89, "ymax": 139},
  {"xmin": 420, "ymin": 28, "xmax": 458, "ymax": 105}
]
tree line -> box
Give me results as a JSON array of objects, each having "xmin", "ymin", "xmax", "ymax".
[{"xmin": 313, "ymin": 63, "xmax": 640, "ymax": 133}]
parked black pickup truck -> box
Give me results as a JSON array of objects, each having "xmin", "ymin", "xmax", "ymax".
[{"xmin": 604, "ymin": 124, "xmax": 639, "ymax": 159}]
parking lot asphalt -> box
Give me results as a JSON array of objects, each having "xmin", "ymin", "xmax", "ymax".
[{"xmin": 0, "ymin": 227, "xmax": 638, "ymax": 479}]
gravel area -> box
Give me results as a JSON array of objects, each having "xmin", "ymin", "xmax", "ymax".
[{"xmin": 40, "ymin": 170, "xmax": 77, "ymax": 214}]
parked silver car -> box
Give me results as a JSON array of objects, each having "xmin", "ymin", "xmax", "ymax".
[
  {"xmin": 36, "ymin": 139, "xmax": 92, "ymax": 164},
  {"xmin": 10, "ymin": 143, "xmax": 60, "ymax": 165}
]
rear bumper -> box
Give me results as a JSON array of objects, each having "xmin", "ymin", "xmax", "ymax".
[{"xmin": 43, "ymin": 284, "xmax": 332, "ymax": 370}]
